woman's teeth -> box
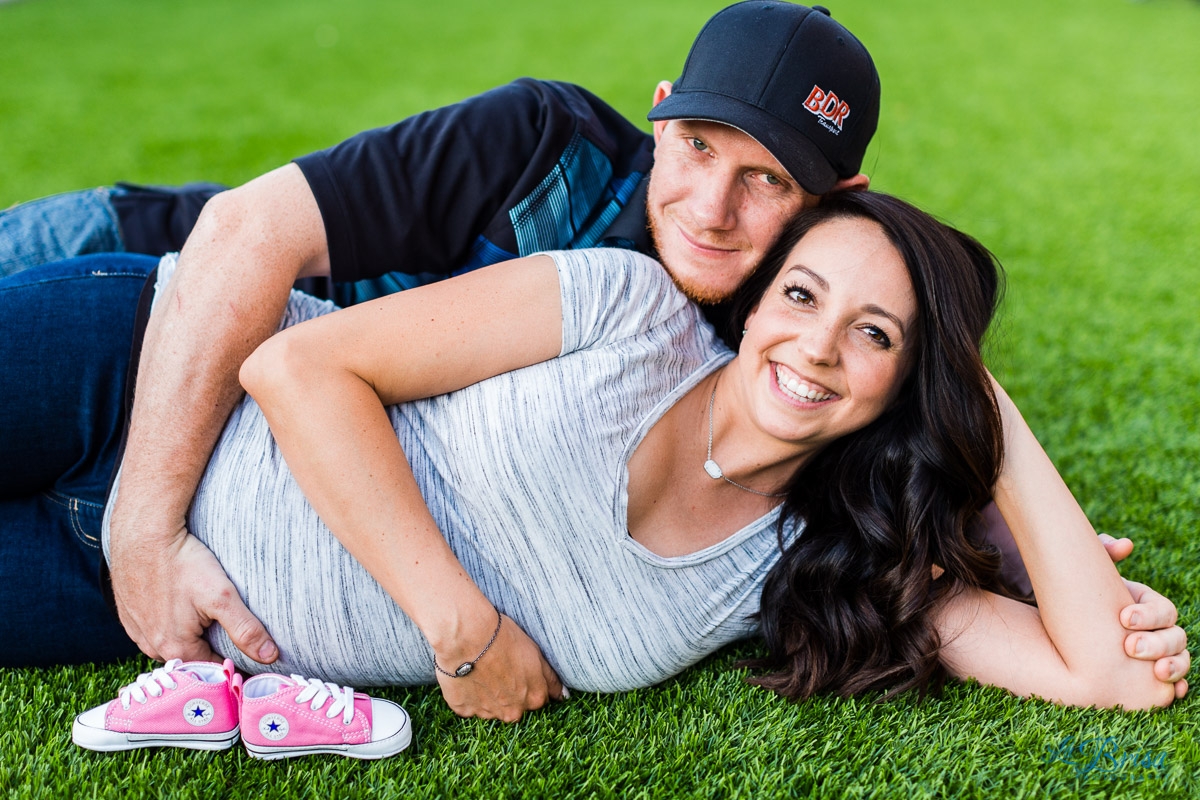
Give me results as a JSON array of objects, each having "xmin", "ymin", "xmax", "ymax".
[{"xmin": 775, "ymin": 366, "xmax": 834, "ymax": 403}]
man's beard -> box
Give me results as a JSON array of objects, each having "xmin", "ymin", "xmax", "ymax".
[{"xmin": 646, "ymin": 209, "xmax": 742, "ymax": 306}]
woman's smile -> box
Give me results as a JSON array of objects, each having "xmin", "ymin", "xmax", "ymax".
[{"xmin": 772, "ymin": 363, "xmax": 838, "ymax": 404}]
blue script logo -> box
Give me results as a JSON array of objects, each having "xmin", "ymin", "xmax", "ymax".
[{"xmin": 1043, "ymin": 735, "xmax": 1168, "ymax": 782}]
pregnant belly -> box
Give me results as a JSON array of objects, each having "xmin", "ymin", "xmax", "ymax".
[{"xmin": 189, "ymin": 396, "xmax": 434, "ymax": 687}]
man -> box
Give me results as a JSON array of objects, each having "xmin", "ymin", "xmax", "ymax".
[{"xmin": 2, "ymin": 2, "xmax": 1186, "ymax": 718}]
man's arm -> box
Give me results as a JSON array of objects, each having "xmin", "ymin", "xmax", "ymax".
[
  {"xmin": 105, "ymin": 80, "xmax": 599, "ymax": 665},
  {"xmin": 107, "ymin": 163, "xmax": 329, "ymax": 664},
  {"xmin": 936, "ymin": 379, "xmax": 1180, "ymax": 708},
  {"xmin": 977, "ymin": 504, "xmax": 1190, "ymax": 694}
]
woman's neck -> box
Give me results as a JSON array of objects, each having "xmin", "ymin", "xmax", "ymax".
[
  {"xmin": 624, "ymin": 364, "xmax": 810, "ymax": 558},
  {"xmin": 703, "ymin": 366, "xmax": 814, "ymax": 494}
]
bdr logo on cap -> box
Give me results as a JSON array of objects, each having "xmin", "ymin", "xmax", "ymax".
[{"xmin": 803, "ymin": 86, "xmax": 850, "ymax": 134}]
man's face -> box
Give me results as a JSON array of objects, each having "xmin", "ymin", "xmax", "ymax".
[{"xmin": 647, "ymin": 119, "xmax": 819, "ymax": 304}]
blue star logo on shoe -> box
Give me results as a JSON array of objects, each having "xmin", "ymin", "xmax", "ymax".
[
  {"xmin": 260, "ymin": 713, "xmax": 289, "ymax": 740},
  {"xmin": 182, "ymin": 699, "xmax": 215, "ymax": 726}
]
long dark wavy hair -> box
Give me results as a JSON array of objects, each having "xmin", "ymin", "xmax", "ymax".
[{"xmin": 728, "ymin": 191, "xmax": 1007, "ymax": 700}]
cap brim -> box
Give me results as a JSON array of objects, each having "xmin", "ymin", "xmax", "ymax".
[{"xmin": 648, "ymin": 91, "xmax": 839, "ymax": 195}]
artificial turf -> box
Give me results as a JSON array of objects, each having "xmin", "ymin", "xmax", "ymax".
[{"xmin": 2, "ymin": 0, "xmax": 1199, "ymax": 797}]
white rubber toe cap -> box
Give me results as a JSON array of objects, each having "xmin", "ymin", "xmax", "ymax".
[
  {"xmin": 366, "ymin": 699, "xmax": 412, "ymax": 756},
  {"xmin": 75, "ymin": 704, "xmax": 109, "ymax": 730},
  {"xmin": 72, "ymin": 703, "xmax": 126, "ymax": 751}
]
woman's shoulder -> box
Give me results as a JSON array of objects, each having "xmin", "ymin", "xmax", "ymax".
[
  {"xmin": 544, "ymin": 247, "xmax": 706, "ymax": 355},
  {"xmin": 548, "ymin": 247, "xmax": 680, "ymax": 299}
]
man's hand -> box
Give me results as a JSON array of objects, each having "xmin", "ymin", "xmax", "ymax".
[
  {"xmin": 1119, "ymin": 576, "xmax": 1190, "ymax": 699},
  {"xmin": 109, "ymin": 524, "xmax": 278, "ymax": 665},
  {"xmin": 434, "ymin": 614, "xmax": 566, "ymax": 722},
  {"xmin": 1100, "ymin": 534, "xmax": 1189, "ymax": 699}
]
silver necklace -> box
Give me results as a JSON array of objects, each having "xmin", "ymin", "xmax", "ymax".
[{"xmin": 703, "ymin": 379, "xmax": 788, "ymax": 498}]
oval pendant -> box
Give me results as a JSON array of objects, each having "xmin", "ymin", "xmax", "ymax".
[{"xmin": 703, "ymin": 459, "xmax": 723, "ymax": 480}]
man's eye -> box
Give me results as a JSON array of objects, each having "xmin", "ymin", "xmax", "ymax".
[
  {"xmin": 762, "ymin": 174, "xmax": 781, "ymax": 186},
  {"xmin": 690, "ymin": 138, "xmax": 709, "ymax": 152}
]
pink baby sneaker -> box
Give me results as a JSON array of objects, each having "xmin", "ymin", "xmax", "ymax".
[
  {"xmin": 72, "ymin": 658, "xmax": 241, "ymax": 752},
  {"xmin": 238, "ymin": 672, "xmax": 411, "ymax": 760}
]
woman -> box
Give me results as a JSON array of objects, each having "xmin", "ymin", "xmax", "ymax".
[{"xmin": 118, "ymin": 190, "xmax": 1173, "ymax": 712}]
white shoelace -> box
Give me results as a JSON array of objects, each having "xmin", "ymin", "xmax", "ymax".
[
  {"xmin": 118, "ymin": 658, "xmax": 184, "ymax": 709},
  {"xmin": 292, "ymin": 675, "xmax": 356, "ymax": 725}
]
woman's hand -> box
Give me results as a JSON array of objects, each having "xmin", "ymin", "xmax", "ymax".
[{"xmin": 434, "ymin": 614, "xmax": 566, "ymax": 722}]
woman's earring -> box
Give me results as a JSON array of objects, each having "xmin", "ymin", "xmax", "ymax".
[{"xmin": 742, "ymin": 328, "xmax": 748, "ymax": 336}]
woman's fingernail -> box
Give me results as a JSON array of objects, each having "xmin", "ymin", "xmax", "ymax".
[
  {"xmin": 259, "ymin": 641, "xmax": 278, "ymax": 661},
  {"xmin": 560, "ymin": 687, "xmax": 571, "ymax": 700},
  {"xmin": 1129, "ymin": 612, "xmax": 1141, "ymax": 628},
  {"xmin": 1134, "ymin": 638, "xmax": 1146, "ymax": 656}
]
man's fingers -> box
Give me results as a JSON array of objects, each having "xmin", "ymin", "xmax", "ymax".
[
  {"xmin": 114, "ymin": 611, "xmax": 156, "ymax": 662},
  {"xmin": 176, "ymin": 533, "xmax": 278, "ymax": 664},
  {"xmin": 127, "ymin": 623, "xmax": 216, "ymax": 664},
  {"xmin": 171, "ymin": 637, "xmax": 220, "ymax": 664},
  {"xmin": 1150, "ymin": 648, "xmax": 1190, "ymax": 684},
  {"xmin": 1125, "ymin": 625, "xmax": 1188, "ymax": 661},
  {"xmin": 1098, "ymin": 533, "xmax": 1134, "ymax": 564},
  {"xmin": 208, "ymin": 589, "xmax": 278, "ymax": 664},
  {"xmin": 1120, "ymin": 584, "xmax": 1179, "ymax": 630}
]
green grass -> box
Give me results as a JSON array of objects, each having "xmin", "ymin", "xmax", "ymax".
[{"xmin": 3, "ymin": 0, "xmax": 1200, "ymax": 796}]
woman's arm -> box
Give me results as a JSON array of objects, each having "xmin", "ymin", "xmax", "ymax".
[
  {"xmin": 240, "ymin": 254, "xmax": 565, "ymax": 721},
  {"xmin": 934, "ymin": 379, "xmax": 1180, "ymax": 709}
]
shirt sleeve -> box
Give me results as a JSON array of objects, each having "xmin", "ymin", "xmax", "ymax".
[
  {"xmin": 295, "ymin": 79, "xmax": 574, "ymax": 283},
  {"xmin": 549, "ymin": 248, "xmax": 701, "ymax": 358}
]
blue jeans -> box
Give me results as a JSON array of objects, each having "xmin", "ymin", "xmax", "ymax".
[
  {"xmin": 0, "ymin": 188, "xmax": 127, "ymax": 279},
  {"xmin": 0, "ymin": 253, "xmax": 157, "ymax": 665}
]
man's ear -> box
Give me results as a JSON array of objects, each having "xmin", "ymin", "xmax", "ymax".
[
  {"xmin": 650, "ymin": 81, "xmax": 673, "ymax": 143},
  {"xmin": 829, "ymin": 173, "xmax": 870, "ymax": 193}
]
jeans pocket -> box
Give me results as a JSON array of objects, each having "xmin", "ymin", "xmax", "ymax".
[
  {"xmin": 45, "ymin": 490, "xmax": 104, "ymax": 550},
  {"xmin": 0, "ymin": 187, "xmax": 125, "ymax": 279}
]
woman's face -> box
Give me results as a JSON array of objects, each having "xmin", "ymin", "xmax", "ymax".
[{"xmin": 737, "ymin": 216, "xmax": 918, "ymax": 453}]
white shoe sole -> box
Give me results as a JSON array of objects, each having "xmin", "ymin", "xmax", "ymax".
[{"xmin": 72, "ymin": 719, "xmax": 240, "ymax": 752}]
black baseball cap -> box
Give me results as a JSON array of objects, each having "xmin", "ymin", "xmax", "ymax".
[{"xmin": 647, "ymin": 2, "xmax": 880, "ymax": 195}]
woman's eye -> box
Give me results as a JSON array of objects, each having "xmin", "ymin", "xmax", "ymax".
[
  {"xmin": 784, "ymin": 284, "xmax": 814, "ymax": 305},
  {"xmin": 863, "ymin": 326, "xmax": 893, "ymax": 349},
  {"xmin": 690, "ymin": 137, "xmax": 709, "ymax": 152}
]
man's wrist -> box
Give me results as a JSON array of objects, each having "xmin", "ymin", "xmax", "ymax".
[{"xmin": 108, "ymin": 490, "xmax": 189, "ymax": 537}]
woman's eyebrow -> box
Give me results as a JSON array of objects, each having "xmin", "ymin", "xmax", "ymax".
[
  {"xmin": 863, "ymin": 304, "xmax": 906, "ymax": 337},
  {"xmin": 787, "ymin": 265, "xmax": 906, "ymax": 337},
  {"xmin": 788, "ymin": 265, "xmax": 829, "ymax": 291}
]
